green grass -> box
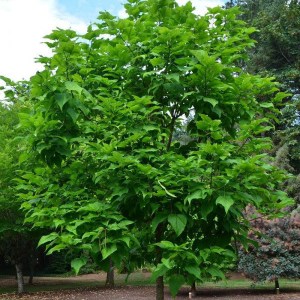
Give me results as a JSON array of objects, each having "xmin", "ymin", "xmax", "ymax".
[{"xmin": 197, "ymin": 278, "xmax": 300, "ymax": 290}]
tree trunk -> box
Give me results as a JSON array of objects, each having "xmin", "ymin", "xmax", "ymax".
[
  {"xmin": 275, "ymin": 278, "xmax": 280, "ymax": 294},
  {"xmin": 155, "ymin": 222, "xmax": 164, "ymax": 300},
  {"xmin": 190, "ymin": 281, "xmax": 196, "ymax": 296},
  {"xmin": 105, "ymin": 259, "xmax": 115, "ymax": 288},
  {"xmin": 156, "ymin": 276, "xmax": 164, "ymax": 300},
  {"xmin": 28, "ymin": 269, "xmax": 34, "ymax": 285},
  {"xmin": 15, "ymin": 263, "xmax": 24, "ymax": 294},
  {"xmin": 28, "ymin": 254, "xmax": 35, "ymax": 285}
]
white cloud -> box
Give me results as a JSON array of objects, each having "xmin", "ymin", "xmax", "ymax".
[
  {"xmin": 118, "ymin": 8, "xmax": 128, "ymax": 19},
  {"xmin": 0, "ymin": 0, "xmax": 87, "ymax": 82}
]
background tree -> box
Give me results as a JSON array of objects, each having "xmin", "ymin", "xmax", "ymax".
[
  {"xmin": 224, "ymin": 0, "xmax": 300, "ymax": 287},
  {"xmin": 237, "ymin": 96, "xmax": 300, "ymax": 289},
  {"xmin": 15, "ymin": 1, "xmax": 292, "ymax": 299},
  {"xmin": 0, "ymin": 85, "xmax": 42, "ymax": 293},
  {"xmin": 225, "ymin": 0, "xmax": 300, "ymax": 92}
]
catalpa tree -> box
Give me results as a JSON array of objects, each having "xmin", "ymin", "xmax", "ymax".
[{"xmin": 15, "ymin": 0, "xmax": 292, "ymax": 299}]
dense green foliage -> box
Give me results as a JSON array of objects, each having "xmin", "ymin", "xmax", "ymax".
[
  {"xmin": 0, "ymin": 96, "xmax": 42, "ymax": 293},
  {"xmin": 0, "ymin": 0, "xmax": 295, "ymax": 298},
  {"xmin": 0, "ymin": 102, "xmax": 27, "ymax": 263}
]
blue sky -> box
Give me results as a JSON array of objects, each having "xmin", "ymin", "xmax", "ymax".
[
  {"xmin": 59, "ymin": 0, "xmax": 124, "ymax": 23},
  {"xmin": 59, "ymin": 0, "xmax": 226, "ymax": 23},
  {"xmin": 0, "ymin": 0, "xmax": 225, "ymax": 82}
]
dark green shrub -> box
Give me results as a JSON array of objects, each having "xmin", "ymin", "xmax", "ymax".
[{"xmin": 238, "ymin": 207, "xmax": 300, "ymax": 286}]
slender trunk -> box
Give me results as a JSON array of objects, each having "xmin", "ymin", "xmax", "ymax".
[
  {"xmin": 28, "ymin": 269, "xmax": 34, "ymax": 285},
  {"xmin": 166, "ymin": 116, "xmax": 176, "ymax": 151},
  {"xmin": 156, "ymin": 223, "xmax": 164, "ymax": 300},
  {"xmin": 105, "ymin": 259, "xmax": 115, "ymax": 288},
  {"xmin": 15, "ymin": 263, "xmax": 24, "ymax": 294},
  {"xmin": 275, "ymin": 278, "xmax": 280, "ymax": 294},
  {"xmin": 156, "ymin": 105, "xmax": 175, "ymax": 300},
  {"xmin": 190, "ymin": 281, "xmax": 196, "ymax": 296},
  {"xmin": 28, "ymin": 254, "xmax": 35, "ymax": 285},
  {"xmin": 156, "ymin": 276, "xmax": 164, "ymax": 300}
]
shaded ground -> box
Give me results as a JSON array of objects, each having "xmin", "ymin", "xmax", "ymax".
[{"xmin": 0, "ymin": 272, "xmax": 299, "ymax": 300}]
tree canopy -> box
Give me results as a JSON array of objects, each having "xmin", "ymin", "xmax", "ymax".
[{"xmin": 1, "ymin": 0, "xmax": 294, "ymax": 299}]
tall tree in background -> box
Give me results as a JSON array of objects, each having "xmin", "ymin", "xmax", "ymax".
[
  {"xmin": 225, "ymin": 0, "xmax": 300, "ymax": 92},
  {"xmin": 6, "ymin": 1, "xmax": 293, "ymax": 299},
  {"xmin": 0, "ymin": 82, "xmax": 42, "ymax": 293},
  {"xmin": 225, "ymin": 0, "xmax": 300, "ymax": 288}
]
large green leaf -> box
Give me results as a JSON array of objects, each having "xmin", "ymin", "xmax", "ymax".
[
  {"xmin": 47, "ymin": 244, "xmax": 67, "ymax": 255},
  {"xmin": 168, "ymin": 274, "xmax": 185, "ymax": 298},
  {"xmin": 55, "ymin": 93, "xmax": 68, "ymax": 110},
  {"xmin": 38, "ymin": 233, "xmax": 58, "ymax": 247},
  {"xmin": 203, "ymin": 97, "xmax": 218, "ymax": 107},
  {"xmin": 185, "ymin": 189, "xmax": 211, "ymax": 204},
  {"xmin": 190, "ymin": 49, "xmax": 211, "ymax": 65},
  {"xmin": 207, "ymin": 266, "xmax": 225, "ymax": 280},
  {"xmin": 161, "ymin": 258, "xmax": 173, "ymax": 269},
  {"xmin": 168, "ymin": 214, "xmax": 187, "ymax": 236},
  {"xmin": 65, "ymin": 81, "xmax": 83, "ymax": 94},
  {"xmin": 155, "ymin": 241, "xmax": 175, "ymax": 250},
  {"xmin": 185, "ymin": 265, "xmax": 201, "ymax": 279},
  {"xmin": 151, "ymin": 213, "xmax": 168, "ymax": 233},
  {"xmin": 101, "ymin": 244, "xmax": 117, "ymax": 260},
  {"xmin": 71, "ymin": 257, "xmax": 88, "ymax": 275},
  {"xmin": 67, "ymin": 107, "xmax": 79, "ymax": 122},
  {"xmin": 53, "ymin": 219, "xmax": 65, "ymax": 228},
  {"xmin": 150, "ymin": 263, "xmax": 169, "ymax": 282},
  {"xmin": 118, "ymin": 236, "xmax": 131, "ymax": 247},
  {"xmin": 200, "ymin": 200, "xmax": 214, "ymax": 220},
  {"xmin": 216, "ymin": 195, "xmax": 234, "ymax": 214}
]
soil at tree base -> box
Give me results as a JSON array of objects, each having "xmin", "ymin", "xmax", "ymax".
[
  {"xmin": 0, "ymin": 286, "xmax": 300, "ymax": 300},
  {"xmin": 0, "ymin": 273, "xmax": 299, "ymax": 299}
]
